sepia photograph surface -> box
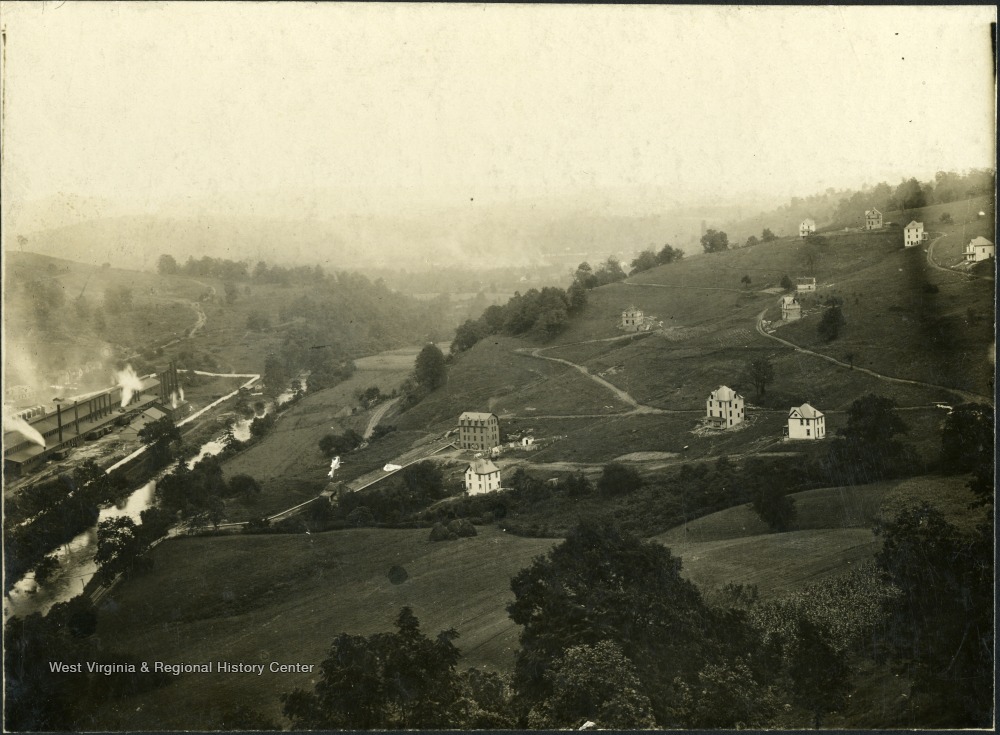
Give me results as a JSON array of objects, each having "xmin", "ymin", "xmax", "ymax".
[{"xmin": 1, "ymin": 3, "xmax": 996, "ymax": 731}]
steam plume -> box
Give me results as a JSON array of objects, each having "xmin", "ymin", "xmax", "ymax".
[
  {"xmin": 6, "ymin": 415, "xmax": 46, "ymax": 448},
  {"xmin": 327, "ymin": 456, "xmax": 341, "ymax": 478},
  {"xmin": 115, "ymin": 364, "xmax": 143, "ymax": 407}
]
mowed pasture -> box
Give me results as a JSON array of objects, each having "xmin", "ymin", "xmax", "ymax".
[
  {"xmin": 87, "ymin": 527, "xmax": 556, "ymax": 730},
  {"xmin": 655, "ymin": 474, "xmax": 981, "ymax": 597}
]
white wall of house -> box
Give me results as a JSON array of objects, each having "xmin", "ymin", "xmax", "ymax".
[
  {"xmin": 787, "ymin": 406, "xmax": 826, "ymax": 439},
  {"xmin": 904, "ymin": 222, "xmax": 925, "ymax": 247},
  {"xmin": 465, "ymin": 467, "xmax": 501, "ymax": 495},
  {"xmin": 706, "ymin": 387, "xmax": 745, "ymax": 427}
]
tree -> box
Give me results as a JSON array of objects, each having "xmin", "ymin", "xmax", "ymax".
[
  {"xmin": 939, "ymin": 212, "xmax": 953, "ymax": 224},
  {"xmin": 527, "ymin": 641, "xmax": 656, "ymax": 729},
  {"xmin": 629, "ymin": 249, "xmax": 660, "ymax": 275},
  {"xmin": 574, "ymin": 262, "xmax": 597, "ymax": 289},
  {"xmin": 282, "ymin": 607, "xmax": 464, "ymax": 729},
  {"xmin": 414, "ymin": 343, "xmax": 447, "ymax": 390},
  {"xmin": 841, "ymin": 394, "xmax": 907, "ymax": 444},
  {"xmin": 508, "ymin": 521, "xmax": 718, "ymax": 725},
  {"xmin": 95, "ymin": 516, "xmax": 146, "ymax": 583},
  {"xmin": 675, "ymin": 658, "xmax": 778, "ymax": 729},
  {"xmin": 787, "ymin": 617, "xmax": 852, "ymax": 728},
  {"xmin": 745, "ymin": 357, "xmax": 774, "ymax": 396},
  {"xmin": 744, "ymin": 235, "xmax": 760, "ymax": 248},
  {"xmin": 740, "ymin": 274, "xmax": 752, "ymax": 288},
  {"xmin": 402, "ymin": 461, "xmax": 445, "ymax": 498},
  {"xmin": 657, "ymin": 244, "xmax": 684, "ymax": 264},
  {"xmin": 761, "ymin": 228, "xmax": 777, "ymax": 242},
  {"xmin": 597, "ymin": 462, "xmax": 643, "ymax": 497},
  {"xmin": 780, "ymin": 274, "xmax": 793, "ymax": 291},
  {"xmin": 594, "ymin": 256, "xmax": 627, "ymax": 285},
  {"xmin": 940, "ymin": 403, "xmax": 993, "ymax": 473},
  {"xmin": 224, "ymin": 281, "xmax": 239, "ymax": 305},
  {"xmin": 751, "ymin": 486, "xmax": 796, "ymax": 532},
  {"xmin": 228, "ymin": 473, "xmax": 262, "ymax": 500},
  {"xmin": 816, "ymin": 304, "xmax": 845, "ymax": 342},
  {"xmin": 137, "ymin": 416, "xmax": 181, "ymax": 464},
  {"xmin": 700, "ymin": 229, "xmax": 729, "ymax": 253},
  {"xmin": 157, "ymin": 254, "xmax": 179, "ymax": 275}
]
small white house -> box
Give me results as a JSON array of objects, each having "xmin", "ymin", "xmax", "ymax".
[
  {"xmin": 465, "ymin": 458, "xmax": 501, "ymax": 495},
  {"xmin": 795, "ymin": 277, "xmax": 816, "ymax": 294},
  {"xmin": 964, "ymin": 237, "xmax": 995, "ymax": 263},
  {"xmin": 621, "ymin": 306, "xmax": 644, "ymax": 332},
  {"xmin": 780, "ymin": 294, "xmax": 801, "ymax": 321},
  {"xmin": 786, "ymin": 403, "xmax": 826, "ymax": 440},
  {"xmin": 706, "ymin": 385, "xmax": 745, "ymax": 428},
  {"xmin": 903, "ymin": 221, "xmax": 926, "ymax": 247},
  {"xmin": 799, "ymin": 219, "xmax": 816, "ymax": 238},
  {"xmin": 521, "ymin": 436, "xmax": 534, "ymax": 447},
  {"xmin": 865, "ymin": 208, "xmax": 883, "ymax": 230}
]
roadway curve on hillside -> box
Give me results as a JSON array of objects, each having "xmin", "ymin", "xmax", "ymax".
[
  {"xmin": 625, "ymin": 281, "xmax": 742, "ymax": 293},
  {"xmin": 363, "ymin": 397, "xmax": 401, "ymax": 439},
  {"xmin": 754, "ymin": 309, "xmax": 992, "ymax": 405}
]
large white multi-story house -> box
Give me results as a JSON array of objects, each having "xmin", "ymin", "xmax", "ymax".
[
  {"xmin": 799, "ymin": 219, "xmax": 816, "ymax": 238},
  {"xmin": 465, "ymin": 458, "xmax": 501, "ymax": 495},
  {"xmin": 786, "ymin": 403, "xmax": 826, "ymax": 440},
  {"xmin": 621, "ymin": 306, "xmax": 644, "ymax": 332},
  {"xmin": 964, "ymin": 237, "xmax": 995, "ymax": 263},
  {"xmin": 706, "ymin": 385, "xmax": 745, "ymax": 428},
  {"xmin": 904, "ymin": 221, "xmax": 926, "ymax": 247}
]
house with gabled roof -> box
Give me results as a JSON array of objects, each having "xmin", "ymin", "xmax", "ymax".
[
  {"xmin": 786, "ymin": 403, "xmax": 826, "ymax": 440},
  {"xmin": 621, "ymin": 306, "xmax": 644, "ymax": 332},
  {"xmin": 795, "ymin": 277, "xmax": 816, "ymax": 294},
  {"xmin": 465, "ymin": 458, "xmax": 501, "ymax": 495},
  {"xmin": 904, "ymin": 221, "xmax": 926, "ymax": 247},
  {"xmin": 799, "ymin": 219, "xmax": 816, "ymax": 238},
  {"xmin": 865, "ymin": 208, "xmax": 883, "ymax": 230},
  {"xmin": 706, "ymin": 385, "xmax": 745, "ymax": 428},
  {"xmin": 964, "ymin": 237, "xmax": 995, "ymax": 263}
]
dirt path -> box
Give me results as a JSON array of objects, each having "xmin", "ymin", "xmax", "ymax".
[
  {"xmin": 925, "ymin": 232, "xmax": 994, "ymax": 282},
  {"xmin": 363, "ymin": 397, "xmax": 401, "ymax": 439},
  {"xmin": 754, "ymin": 309, "xmax": 991, "ymax": 405},
  {"xmin": 625, "ymin": 281, "xmax": 742, "ymax": 293}
]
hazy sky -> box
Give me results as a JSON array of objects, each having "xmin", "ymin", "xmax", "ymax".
[{"xmin": 1, "ymin": 3, "xmax": 996, "ymax": 221}]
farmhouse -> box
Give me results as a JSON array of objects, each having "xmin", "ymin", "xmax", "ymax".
[
  {"xmin": 903, "ymin": 221, "xmax": 926, "ymax": 247},
  {"xmin": 780, "ymin": 294, "xmax": 801, "ymax": 321},
  {"xmin": 795, "ymin": 277, "xmax": 817, "ymax": 293},
  {"xmin": 706, "ymin": 385, "xmax": 745, "ymax": 428},
  {"xmin": 964, "ymin": 236, "xmax": 995, "ymax": 263},
  {"xmin": 799, "ymin": 219, "xmax": 816, "ymax": 238},
  {"xmin": 786, "ymin": 403, "xmax": 826, "ymax": 440},
  {"xmin": 621, "ymin": 306, "xmax": 644, "ymax": 332},
  {"xmin": 458, "ymin": 411, "xmax": 500, "ymax": 451},
  {"xmin": 465, "ymin": 458, "xmax": 501, "ymax": 495},
  {"xmin": 865, "ymin": 208, "xmax": 883, "ymax": 230}
]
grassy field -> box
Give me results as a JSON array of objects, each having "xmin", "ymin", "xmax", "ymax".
[
  {"xmin": 87, "ymin": 527, "xmax": 556, "ymax": 730},
  {"xmin": 654, "ymin": 473, "xmax": 982, "ymax": 597}
]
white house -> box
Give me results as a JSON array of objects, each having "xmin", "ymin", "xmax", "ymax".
[
  {"xmin": 621, "ymin": 306, "xmax": 644, "ymax": 332},
  {"xmin": 799, "ymin": 219, "xmax": 816, "ymax": 238},
  {"xmin": 786, "ymin": 403, "xmax": 826, "ymax": 440},
  {"xmin": 964, "ymin": 237, "xmax": 995, "ymax": 263},
  {"xmin": 904, "ymin": 221, "xmax": 926, "ymax": 247},
  {"xmin": 780, "ymin": 294, "xmax": 801, "ymax": 321},
  {"xmin": 706, "ymin": 385, "xmax": 745, "ymax": 428},
  {"xmin": 521, "ymin": 436, "xmax": 535, "ymax": 447},
  {"xmin": 795, "ymin": 277, "xmax": 816, "ymax": 294},
  {"xmin": 465, "ymin": 458, "xmax": 501, "ymax": 495},
  {"xmin": 865, "ymin": 208, "xmax": 883, "ymax": 230}
]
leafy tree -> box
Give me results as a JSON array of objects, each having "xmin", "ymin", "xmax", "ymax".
[
  {"xmin": 566, "ymin": 281, "xmax": 588, "ymax": 313},
  {"xmin": 744, "ymin": 235, "xmax": 760, "ymax": 248},
  {"xmin": 414, "ymin": 343, "xmax": 447, "ymax": 390},
  {"xmin": 595, "ymin": 256, "xmax": 627, "ymax": 285},
  {"xmin": 33, "ymin": 554, "xmax": 60, "ymax": 584},
  {"xmin": 751, "ymin": 486, "xmax": 796, "ymax": 532},
  {"xmin": 157, "ymin": 254, "xmax": 179, "ymax": 275},
  {"xmin": 456, "ymin": 669, "xmax": 516, "ymax": 728},
  {"xmin": 95, "ymin": 516, "xmax": 147, "ymax": 583},
  {"xmin": 675, "ymin": 657, "xmax": 778, "ymax": 729},
  {"xmin": 745, "ymin": 356, "xmax": 775, "ymax": 396},
  {"xmin": 875, "ymin": 504, "xmax": 993, "ymax": 725},
  {"xmin": 629, "ymin": 249, "xmax": 660, "ymax": 275},
  {"xmin": 508, "ymin": 521, "xmax": 719, "ymax": 725},
  {"xmin": 780, "ymin": 274, "xmax": 793, "ymax": 290},
  {"xmin": 740, "ymin": 274, "xmax": 752, "ymax": 288},
  {"xmin": 527, "ymin": 641, "xmax": 656, "ymax": 729},
  {"xmin": 318, "ymin": 429, "xmax": 363, "ymax": 457},
  {"xmin": 282, "ymin": 607, "xmax": 464, "ymax": 729},
  {"xmin": 228, "ymin": 473, "xmax": 262, "ymax": 500},
  {"xmin": 939, "ymin": 212, "xmax": 953, "ymax": 224},
  {"xmin": 402, "ymin": 461, "xmax": 444, "ymax": 498},
  {"xmin": 817, "ymin": 304, "xmax": 846, "ymax": 341},
  {"xmin": 895, "ymin": 177, "xmax": 927, "ymax": 211},
  {"xmin": 574, "ymin": 262, "xmax": 597, "ymax": 289},
  {"xmin": 762, "ymin": 228, "xmax": 777, "ymax": 242},
  {"xmin": 787, "ymin": 617, "xmax": 852, "ymax": 728},
  {"xmin": 657, "ymin": 243, "xmax": 685, "ymax": 264},
  {"xmin": 700, "ymin": 228, "xmax": 729, "ymax": 253},
  {"xmin": 137, "ymin": 416, "xmax": 181, "ymax": 464},
  {"xmin": 841, "ymin": 394, "xmax": 907, "ymax": 444},
  {"xmin": 940, "ymin": 403, "xmax": 993, "ymax": 472},
  {"xmin": 597, "ymin": 462, "xmax": 643, "ymax": 497}
]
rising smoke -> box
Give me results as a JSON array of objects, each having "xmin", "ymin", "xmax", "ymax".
[
  {"xmin": 5, "ymin": 415, "xmax": 46, "ymax": 448},
  {"xmin": 115, "ymin": 364, "xmax": 143, "ymax": 407},
  {"xmin": 327, "ymin": 456, "xmax": 341, "ymax": 478}
]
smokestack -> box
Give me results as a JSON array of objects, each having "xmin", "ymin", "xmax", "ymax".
[
  {"xmin": 74, "ymin": 401, "xmax": 80, "ymax": 435},
  {"xmin": 56, "ymin": 402, "xmax": 63, "ymax": 443}
]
